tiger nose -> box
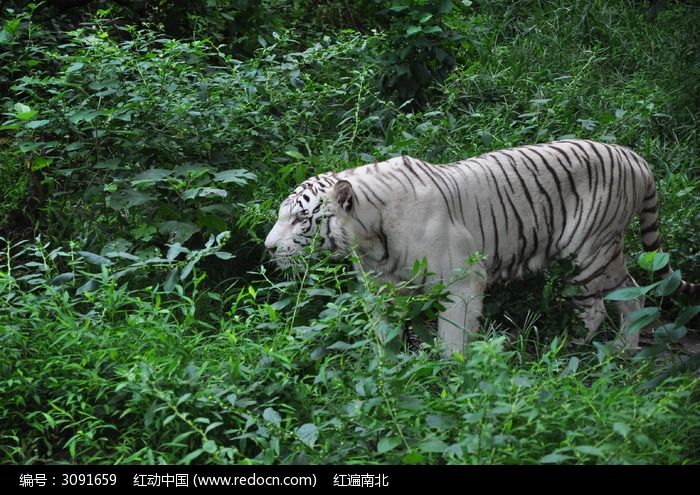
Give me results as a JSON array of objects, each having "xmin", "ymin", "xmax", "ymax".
[{"xmin": 264, "ymin": 240, "xmax": 277, "ymax": 254}]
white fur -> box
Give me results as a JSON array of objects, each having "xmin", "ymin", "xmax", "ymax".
[{"xmin": 265, "ymin": 140, "xmax": 666, "ymax": 356}]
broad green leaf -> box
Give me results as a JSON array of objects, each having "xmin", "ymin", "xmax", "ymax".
[
  {"xmin": 605, "ymin": 281, "xmax": 661, "ymax": 301},
  {"xmin": 655, "ymin": 270, "xmax": 681, "ymax": 296},
  {"xmin": 540, "ymin": 453, "xmax": 571, "ymax": 464},
  {"xmin": 26, "ymin": 119, "xmax": 50, "ymax": 129},
  {"xmin": 574, "ymin": 445, "xmax": 605, "ymax": 457},
  {"xmin": 14, "ymin": 102, "xmax": 38, "ymax": 120},
  {"xmin": 633, "ymin": 344, "xmax": 667, "ymax": 360},
  {"xmin": 327, "ymin": 341, "xmax": 352, "ymax": 351},
  {"xmin": 202, "ymin": 440, "xmax": 217, "ymax": 454},
  {"xmin": 263, "ymin": 408, "xmax": 282, "ymax": 427},
  {"xmin": 297, "ymin": 423, "xmax": 318, "ymax": 448},
  {"xmin": 676, "ymin": 305, "xmax": 700, "ymax": 327},
  {"xmin": 49, "ymin": 273, "xmax": 75, "ymax": 285},
  {"xmin": 108, "ymin": 189, "xmax": 154, "ymax": 210},
  {"xmin": 402, "ymin": 452, "xmax": 424, "ymax": 464},
  {"xmin": 214, "ymin": 251, "xmax": 234, "ymax": 260},
  {"xmin": 76, "ymin": 279, "xmax": 99, "ymax": 295},
  {"xmin": 638, "ymin": 251, "xmax": 669, "ymax": 272},
  {"xmin": 418, "ymin": 439, "xmax": 448, "ymax": 453},
  {"xmin": 65, "ymin": 61, "xmax": 84, "ymax": 73},
  {"xmin": 180, "ymin": 260, "xmax": 195, "ymax": 281},
  {"xmin": 377, "ymin": 437, "xmax": 401, "ymax": 454},
  {"xmin": 164, "ymin": 268, "xmax": 179, "ymax": 292},
  {"xmin": 561, "ymin": 356, "xmax": 579, "ymax": 377},
  {"xmin": 68, "ymin": 109, "xmax": 104, "ymax": 124},
  {"xmin": 179, "ymin": 448, "xmax": 203, "ymax": 465},
  {"xmin": 654, "ymin": 323, "xmax": 686, "ymax": 344},
  {"xmin": 422, "ymin": 25, "xmax": 443, "ymax": 34},
  {"xmin": 406, "ymin": 26, "xmax": 422, "ymax": 36},
  {"xmin": 213, "ymin": 169, "xmax": 257, "ymax": 184},
  {"xmin": 158, "ymin": 221, "xmax": 201, "ymax": 243},
  {"xmin": 79, "ymin": 251, "xmax": 112, "ymax": 266},
  {"xmin": 613, "ymin": 422, "xmax": 630, "ymax": 438},
  {"xmin": 132, "ymin": 168, "xmax": 173, "ymax": 183},
  {"xmin": 626, "ymin": 307, "xmax": 660, "ymax": 335},
  {"xmin": 284, "ymin": 150, "xmax": 305, "ymax": 160}
]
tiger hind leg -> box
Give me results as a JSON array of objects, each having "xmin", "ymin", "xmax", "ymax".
[{"xmin": 572, "ymin": 248, "xmax": 643, "ymax": 351}]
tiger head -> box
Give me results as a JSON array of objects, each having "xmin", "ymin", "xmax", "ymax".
[{"xmin": 264, "ymin": 174, "xmax": 355, "ymax": 269}]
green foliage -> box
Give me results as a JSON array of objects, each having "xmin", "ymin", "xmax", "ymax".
[
  {"xmin": 606, "ymin": 252, "xmax": 700, "ymax": 365},
  {"xmin": 373, "ymin": 0, "xmax": 467, "ymax": 106}
]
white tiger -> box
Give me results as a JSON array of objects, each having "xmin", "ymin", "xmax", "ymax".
[{"xmin": 264, "ymin": 139, "xmax": 697, "ymax": 356}]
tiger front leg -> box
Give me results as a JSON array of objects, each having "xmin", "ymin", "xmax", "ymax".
[{"xmin": 435, "ymin": 268, "xmax": 486, "ymax": 358}]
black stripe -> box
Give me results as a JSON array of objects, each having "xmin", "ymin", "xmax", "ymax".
[
  {"xmin": 401, "ymin": 156, "xmax": 427, "ymax": 187},
  {"xmin": 640, "ymin": 221, "xmax": 659, "ymax": 236},
  {"xmin": 498, "ymin": 151, "xmax": 540, "ymax": 226},
  {"xmin": 357, "ymin": 179, "xmax": 388, "ymax": 207},
  {"xmin": 643, "ymin": 238, "xmax": 661, "ymax": 251},
  {"xmin": 395, "ymin": 168, "xmax": 418, "ymax": 197},
  {"xmin": 513, "ymin": 149, "xmax": 556, "ymax": 257},
  {"xmin": 413, "ymin": 160, "xmax": 456, "ymax": 226}
]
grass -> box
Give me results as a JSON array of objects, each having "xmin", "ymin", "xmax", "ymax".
[{"xmin": 0, "ymin": 0, "xmax": 699, "ymax": 464}]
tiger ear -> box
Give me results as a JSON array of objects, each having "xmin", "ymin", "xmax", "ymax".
[{"xmin": 331, "ymin": 180, "xmax": 353, "ymax": 213}]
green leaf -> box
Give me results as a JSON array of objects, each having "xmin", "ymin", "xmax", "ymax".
[
  {"xmin": 68, "ymin": 109, "xmax": 105, "ymax": 124},
  {"xmin": 200, "ymin": 187, "xmax": 228, "ymax": 198},
  {"xmin": 297, "ymin": 423, "xmax": 318, "ymax": 448},
  {"xmin": 422, "ymin": 25, "xmax": 443, "ymax": 34},
  {"xmin": 604, "ymin": 281, "xmax": 661, "ymax": 301},
  {"xmin": 676, "ymin": 305, "xmax": 700, "ymax": 327},
  {"xmin": 418, "ymin": 439, "xmax": 448, "ymax": 453},
  {"xmin": 638, "ymin": 251, "xmax": 669, "ymax": 272},
  {"xmin": 402, "ymin": 452, "xmax": 424, "ymax": 464},
  {"xmin": 626, "ymin": 307, "xmax": 660, "ymax": 335},
  {"xmin": 574, "ymin": 445, "xmax": 605, "ymax": 457},
  {"xmin": 540, "ymin": 453, "xmax": 571, "ymax": 464},
  {"xmin": 108, "ymin": 189, "xmax": 155, "ymax": 210},
  {"xmin": 561, "ymin": 356, "xmax": 579, "ymax": 377},
  {"xmin": 65, "ymin": 61, "xmax": 84, "ymax": 73},
  {"xmin": 26, "ymin": 119, "xmax": 50, "ymax": 129},
  {"xmin": 284, "ymin": 150, "xmax": 305, "ymax": 160},
  {"xmin": 377, "ymin": 437, "xmax": 402, "ymax": 454},
  {"xmin": 79, "ymin": 251, "xmax": 112, "ymax": 266},
  {"xmin": 132, "ymin": 168, "xmax": 173, "ymax": 183},
  {"xmin": 214, "ymin": 251, "xmax": 234, "ymax": 260},
  {"xmin": 613, "ymin": 422, "xmax": 630, "ymax": 438},
  {"xmin": 633, "ymin": 344, "xmax": 667, "ymax": 360},
  {"xmin": 76, "ymin": 279, "xmax": 100, "ymax": 295},
  {"xmin": 655, "ymin": 270, "xmax": 681, "ymax": 296},
  {"xmin": 14, "ymin": 102, "xmax": 38, "ymax": 120},
  {"xmin": 202, "ymin": 439, "xmax": 217, "ymax": 454},
  {"xmin": 158, "ymin": 221, "xmax": 201, "ymax": 243},
  {"xmin": 167, "ymin": 243, "xmax": 189, "ymax": 261},
  {"xmin": 654, "ymin": 323, "xmax": 686, "ymax": 344},
  {"xmin": 213, "ymin": 169, "xmax": 257, "ymax": 185},
  {"xmin": 180, "ymin": 260, "xmax": 195, "ymax": 281},
  {"xmin": 263, "ymin": 408, "xmax": 282, "ymax": 427},
  {"xmin": 179, "ymin": 448, "xmax": 203, "ymax": 465},
  {"xmin": 406, "ymin": 25, "xmax": 422, "ymax": 36},
  {"xmin": 164, "ymin": 268, "xmax": 179, "ymax": 292}
]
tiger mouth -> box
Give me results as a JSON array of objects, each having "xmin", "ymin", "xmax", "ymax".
[{"xmin": 270, "ymin": 253, "xmax": 303, "ymax": 270}]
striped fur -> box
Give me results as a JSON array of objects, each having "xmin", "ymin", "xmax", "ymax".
[{"xmin": 265, "ymin": 139, "xmax": 697, "ymax": 355}]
